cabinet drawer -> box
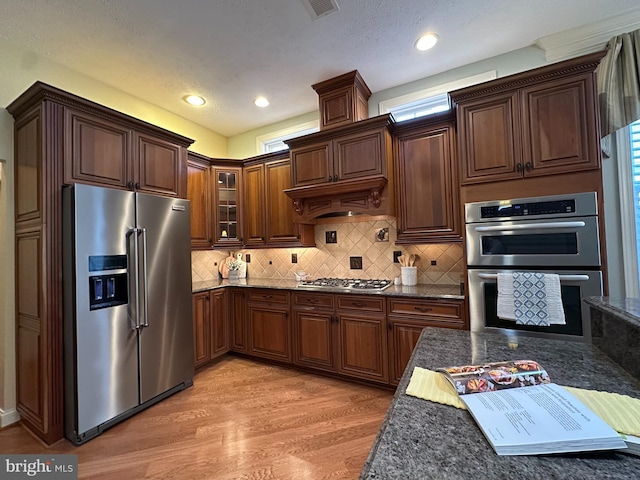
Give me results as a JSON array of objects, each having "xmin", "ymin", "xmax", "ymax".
[
  {"xmin": 336, "ymin": 295, "xmax": 385, "ymax": 313},
  {"xmin": 388, "ymin": 298, "xmax": 463, "ymax": 320},
  {"xmin": 248, "ymin": 289, "xmax": 289, "ymax": 305},
  {"xmin": 293, "ymin": 292, "xmax": 335, "ymax": 309}
]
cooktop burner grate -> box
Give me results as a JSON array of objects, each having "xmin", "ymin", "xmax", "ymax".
[{"xmin": 298, "ymin": 277, "xmax": 392, "ymax": 291}]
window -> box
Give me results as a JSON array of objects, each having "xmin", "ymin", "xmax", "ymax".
[
  {"xmin": 256, "ymin": 120, "xmax": 319, "ymax": 154},
  {"xmin": 378, "ymin": 71, "xmax": 497, "ymax": 122},
  {"xmin": 631, "ymin": 120, "xmax": 640, "ymax": 283}
]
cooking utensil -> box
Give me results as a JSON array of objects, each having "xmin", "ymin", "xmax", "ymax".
[
  {"xmin": 408, "ymin": 254, "xmax": 416, "ymax": 266},
  {"xmin": 398, "ymin": 255, "xmax": 406, "ymax": 267}
]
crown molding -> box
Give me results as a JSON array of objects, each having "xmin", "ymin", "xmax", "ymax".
[{"xmin": 536, "ymin": 8, "xmax": 640, "ymax": 62}]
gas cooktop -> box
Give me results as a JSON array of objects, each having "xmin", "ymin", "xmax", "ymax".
[{"xmin": 298, "ymin": 277, "xmax": 392, "ymax": 291}]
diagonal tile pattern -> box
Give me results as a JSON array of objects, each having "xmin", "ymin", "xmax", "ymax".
[{"xmin": 191, "ymin": 219, "xmax": 464, "ymax": 286}]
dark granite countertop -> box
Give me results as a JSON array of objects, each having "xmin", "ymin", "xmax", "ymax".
[
  {"xmin": 360, "ymin": 327, "xmax": 640, "ymax": 480},
  {"xmin": 584, "ymin": 296, "xmax": 640, "ymax": 325},
  {"xmin": 192, "ymin": 277, "xmax": 464, "ymax": 300}
]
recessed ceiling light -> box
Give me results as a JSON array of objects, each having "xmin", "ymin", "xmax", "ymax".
[
  {"xmin": 184, "ymin": 95, "xmax": 206, "ymax": 106},
  {"xmin": 254, "ymin": 96, "xmax": 270, "ymax": 108},
  {"xmin": 415, "ymin": 33, "xmax": 439, "ymax": 51}
]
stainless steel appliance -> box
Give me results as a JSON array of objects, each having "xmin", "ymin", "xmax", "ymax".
[
  {"xmin": 465, "ymin": 192, "xmax": 603, "ymax": 342},
  {"xmin": 62, "ymin": 184, "xmax": 194, "ymax": 445},
  {"xmin": 298, "ymin": 278, "xmax": 392, "ymax": 291}
]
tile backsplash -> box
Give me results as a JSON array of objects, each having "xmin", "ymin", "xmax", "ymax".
[{"xmin": 191, "ymin": 219, "xmax": 464, "ymax": 286}]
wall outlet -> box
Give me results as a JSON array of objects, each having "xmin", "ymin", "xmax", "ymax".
[
  {"xmin": 393, "ymin": 251, "xmax": 402, "ymax": 263},
  {"xmin": 431, "ymin": 260, "xmax": 437, "ymax": 266},
  {"xmin": 245, "ymin": 254, "xmax": 251, "ymax": 263},
  {"xmin": 326, "ymin": 231, "xmax": 337, "ymax": 243},
  {"xmin": 269, "ymin": 260, "xmax": 272, "ymax": 265},
  {"xmin": 350, "ymin": 256, "xmax": 363, "ymax": 269},
  {"xmin": 291, "ymin": 253, "xmax": 298, "ymax": 263}
]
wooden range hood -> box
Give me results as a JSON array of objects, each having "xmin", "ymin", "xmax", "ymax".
[{"xmin": 284, "ymin": 71, "xmax": 395, "ymax": 223}]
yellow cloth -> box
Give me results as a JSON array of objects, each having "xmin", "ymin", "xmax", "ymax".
[{"xmin": 406, "ymin": 366, "xmax": 640, "ymax": 437}]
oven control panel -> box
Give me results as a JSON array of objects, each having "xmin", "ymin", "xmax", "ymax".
[{"xmin": 480, "ymin": 199, "xmax": 576, "ymax": 219}]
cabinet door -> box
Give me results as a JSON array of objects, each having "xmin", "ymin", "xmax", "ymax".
[
  {"xmin": 192, "ymin": 292, "xmax": 210, "ymax": 368},
  {"xmin": 265, "ymin": 159, "xmax": 300, "ymax": 244},
  {"xmin": 210, "ymin": 290, "xmax": 229, "ymax": 359},
  {"xmin": 230, "ymin": 289, "xmax": 247, "ymax": 352},
  {"xmin": 337, "ymin": 313, "xmax": 388, "ymax": 383},
  {"xmin": 457, "ymin": 91, "xmax": 522, "ymax": 184},
  {"xmin": 134, "ymin": 133, "xmax": 185, "ymax": 197},
  {"xmin": 521, "ymin": 74, "xmax": 600, "ymax": 176},
  {"xmin": 333, "ymin": 128, "xmax": 385, "ymax": 181},
  {"xmin": 293, "ymin": 309, "xmax": 335, "ymax": 371},
  {"xmin": 248, "ymin": 305, "xmax": 291, "ymax": 362},
  {"xmin": 212, "ymin": 167, "xmax": 243, "ymax": 247},
  {"xmin": 387, "ymin": 319, "xmax": 427, "ymax": 385},
  {"xmin": 187, "ymin": 155, "xmax": 212, "ymax": 249},
  {"xmin": 291, "ymin": 141, "xmax": 332, "ymax": 187},
  {"xmin": 243, "ymin": 163, "xmax": 266, "ymax": 246},
  {"xmin": 396, "ymin": 123, "xmax": 460, "ymax": 242},
  {"xmin": 64, "ymin": 107, "xmax": 132, "ymax": 189}
]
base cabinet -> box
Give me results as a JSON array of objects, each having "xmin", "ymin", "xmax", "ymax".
[
  {"xmin": 293, "ymin": 292, "xmax": 336, "ymax": 371},
  {"xmin": 230, "ymin": 289, "xmax": 248, "ymax": 353},
  {"xmin": 193, "ymin": 290, "xmax": 229, "ymax": 369},
  {"xmin": 387, "ymin": 297, "xmax": 466, "ymax": 385},
  {"xmin": 247, "ymin": 290, "xmax": 291, "ymax": 362}
]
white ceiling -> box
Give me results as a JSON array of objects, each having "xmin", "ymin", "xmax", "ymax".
[{"xmin": 1, "ymin": 0, "xmax": 639, "ymax": 137}]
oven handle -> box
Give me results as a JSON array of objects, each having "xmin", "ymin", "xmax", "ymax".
[
  {"xmin": 478, "ymin": 273, "xmax": 591, "ymax": 282},
  {"xmin": 473, "ymin": 221, "xmax": 586, "ymax": 232}
]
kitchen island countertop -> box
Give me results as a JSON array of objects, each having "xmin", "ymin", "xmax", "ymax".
[
  {"xmin": 360, "ymin": 327, "xmax": 640, "ymax": 480},
  {"xmin": 192, "ymin": 277, "xmax": 463, "ymax": 300}
]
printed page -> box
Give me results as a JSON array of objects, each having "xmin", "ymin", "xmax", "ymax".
[
  {"xmin": 461, "ymin": 383, "xmax": 626, "ymax": 455},
  {"xmin": 437, "ymin": 360, "xmax": 549, "ymax": 395}
]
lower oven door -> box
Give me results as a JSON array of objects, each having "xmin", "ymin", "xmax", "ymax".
[{"xmin": 467, "ymin": 269, "xmax": 603, "ymax": 342}]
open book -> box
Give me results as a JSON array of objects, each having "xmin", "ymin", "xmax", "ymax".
[{"xmin": 437, "ymin": 360, "xmax": 627, "ymax": 456}]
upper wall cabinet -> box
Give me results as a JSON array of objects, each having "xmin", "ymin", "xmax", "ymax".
[
  {"xmin": 284, "ymin": 115, "xmax": 395, "ymax": 221},
  {"xmin": 312, "ymin": 70, "xmax": 371, "ymax": 131},
  {"xmin": 62, "ymin": 103, "xmax": 190, "ymax": 198},
  {"xmin": 243, "ymin": 152, "xmax": 315, "ymax": 248},
  {"xmin": 394, "ymin": 112, "xmax": 461, "ymax": 244},
  {"xmin": 187, "ymin": 152, "xmax": 213, "ymax": 249},
  {"xmin": 450, "ymin": 51, "xmax": 605, "ymax": 186},
  {"xmin": 212, "ymin": 165, "xmax": 244, "ymax": 248}
]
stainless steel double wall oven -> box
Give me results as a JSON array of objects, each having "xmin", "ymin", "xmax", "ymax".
[{"xmin": 465, "ymin": 192, "xmax": 603, "ymax": 342}]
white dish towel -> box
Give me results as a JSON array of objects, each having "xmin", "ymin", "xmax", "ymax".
[{"xmin": 497, "ymin": 272, "xmax": 565, "ymax": 326}]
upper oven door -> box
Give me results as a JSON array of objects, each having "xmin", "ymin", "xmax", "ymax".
[{"xmin": 465, "ymin": 216, "xmax": 601, "ymax": 268}]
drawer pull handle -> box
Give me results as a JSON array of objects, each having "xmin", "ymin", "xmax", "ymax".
[
  {"xmin": 414, "ymin": 307, "xmax": 433, "ymax": 313},
  {"xmin": 352, "ymin": 302, "xmax": 366, "ymax": 307},
  {"xmin": 263, "ymin": 295, "xmax": 273, "ymax": 299},
  {"xmin": 306, "ymin": 298, "xmax": 319, "ymax": 303}
]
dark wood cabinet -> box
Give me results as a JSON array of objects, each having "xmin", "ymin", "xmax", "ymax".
[
  {"xmin": 7, "ymin": 81, "xmax": 193, "ymax": 444},
  {"xmin": 243, "ymin": 152, "xmax": 315, "ymax": 248},
  {"xmin": 451, "ymin": 52, "xmax": 604, "ymax": 186},
  {"xmin": 292, "ymin": 292, "xmax": 336, "ymax": 372},
  {"xmin": 212, "ymin": 166, "xmax": 243, "ymax": 247},
  {"xmin": 312, "ymin": 70, "xmax": 371, "ymax": 130},
  {"xmin": 192, "ymin": 290, "xmax": 229, "ymax": 369},
  {"xmin": 387, "ymin": 297, "xmax": 465, "ymax": 385},
  {"xmin": 247, "ymin": 290, "xmax": 291, "ymax": 363},
  {"xmin": 285, "ymin": 115, "xmax": 395, "ymax": 221},
  {"xmin": 187, "ymin": 152, "xmax": 212, "ymax": 249},
  {"xmin": 335, "ymin": 295, "xmax": 388, "ymax": 384},
  {"xmin": 64, "ymin": 106, "xmax": 189, "ymax": 197},
  {"xmin": 229, "ymin": 289, "xmax": 247, "ymax": 353},
  {"xmin": 394, "ymin": 112, "xmax": 461, "ymax": 244}
]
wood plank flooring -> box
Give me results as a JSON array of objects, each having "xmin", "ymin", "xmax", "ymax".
[{"xmin": 0, "ymin": 356, "xmax": 394, "ymax": 479}]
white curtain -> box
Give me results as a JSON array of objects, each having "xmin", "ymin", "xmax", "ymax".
[{"xmin": 597, "ymin": 29, "xmax": 640, "ymax": 156}]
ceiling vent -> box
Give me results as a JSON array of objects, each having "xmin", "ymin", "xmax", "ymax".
[{"xmin": 302, "ymin": 0, "xmax": 339, "ymax": 19}]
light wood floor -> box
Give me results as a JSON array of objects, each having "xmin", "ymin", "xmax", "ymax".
[{"xmin": 1, "ymin": 356, "xmax": 394, "ymax": 479}]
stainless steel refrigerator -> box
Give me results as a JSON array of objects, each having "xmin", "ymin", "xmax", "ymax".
[{"xmin": 62, "ymin": 183, "xmax": 194, "ymax": 445}]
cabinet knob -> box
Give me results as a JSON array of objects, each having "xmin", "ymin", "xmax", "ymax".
[
  {"xmin": 135, "ymin": 182, "xmax": 141, "ymax": 189},
  {"xmin": 328, "ymin": 176, "xmax": 333, "ymax": 182},
  {"xmin": 127, "ymin": 181, "xmax": 134, "ymax": 190},
  {"xmin": 333, "ymin": 175, "xmax": 338, "ymax": 182},
  {"xmin": 524, "ymin": 162, "xmax": 532, "ymax": 171},
  {"xmin": 516, "ymin": 163, "xmax": 523, "ymax": 173}
]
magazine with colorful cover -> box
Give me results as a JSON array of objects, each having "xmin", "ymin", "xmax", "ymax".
[{"xmin": 435, "ymin": 360, "xmax": 626, "ymax": 456}]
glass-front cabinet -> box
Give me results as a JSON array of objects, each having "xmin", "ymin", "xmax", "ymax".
[{"xmin": 212, "ymin": 166, "xmax": 243, "ymax": 247}]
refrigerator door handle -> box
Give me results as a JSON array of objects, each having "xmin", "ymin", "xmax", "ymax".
[
  {"xmin": 127, "ymin": 227, "xmax": 142, "ymax": 330},
  {"xmin": 141, "ymin": 227, "xmax": 149, "ymax": 328}
]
